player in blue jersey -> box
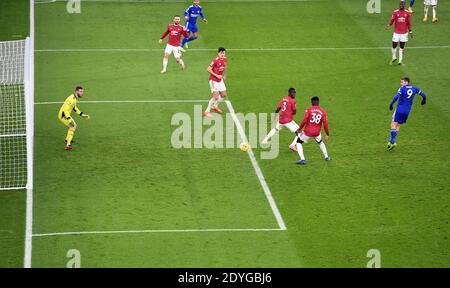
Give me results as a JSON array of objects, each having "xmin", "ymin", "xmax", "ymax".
[
  {"xmin": 387, "ymin": 76, "xmax": 427, "ymax": 150},
  {"xmin": 181, "ymin": 0, "xmax": 207, "ymax": 51}
]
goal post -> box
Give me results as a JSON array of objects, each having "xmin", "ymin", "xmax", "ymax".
[{"xmin": 0, "ymin": 38, "xmax": 34, "ymax": 191}]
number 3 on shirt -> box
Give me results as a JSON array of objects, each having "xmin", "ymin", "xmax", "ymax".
[
  {"xmin": 310, "ymin": 113, "xmax": 322, "ymax": 124},
  {"xmin": 281, "ymin": 101, "xmax": 287, "ymax": 112}
]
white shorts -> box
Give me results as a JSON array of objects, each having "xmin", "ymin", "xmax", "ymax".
[
  {"xmin": 392, "ymin": 33, "xmax": 408, "ymax": 43},
  {"xmin": 209, "ymin": 80, "xmax": 226, "ymax": 93},
  {"xmin": 164, "ymin": 44, "xmax": 181, "ymax": 59},
  {"xmin": 276, "ymin": 121, "xmax": 299, "ymax": 133},
  {"xmin": 298, "ymin": 131, "xmax": 322, "ymax": 143},
  {"xmin": 424, "ymin": 0, "xmax": 437, "ymax": 5}
]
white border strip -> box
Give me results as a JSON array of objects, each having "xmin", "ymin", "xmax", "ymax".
[
  {"xmin": 226, "ymin": 100, "xmax": 286, "ymax": 230},
  {"xmin": 35, "ymin": 0, "xmax": 319, "ymax": 4},
  {"xmin": 35, "ymin": 46, "xmax": 450, "ymax": 52},
  {"xmin": 33, "ymin": 227, "xmax": 283, "ymax": 237}
]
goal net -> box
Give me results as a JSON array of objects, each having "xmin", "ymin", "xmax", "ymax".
[{"xmin": 0, "ymin": 39, "xmax": 34, "ymax": 191}]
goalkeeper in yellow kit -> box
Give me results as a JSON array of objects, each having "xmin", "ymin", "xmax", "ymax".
[{"xmin": 58, "ymin": 86, "xmax": 90, "ymax": 151}]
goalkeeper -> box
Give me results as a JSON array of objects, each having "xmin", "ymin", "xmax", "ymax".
[{"xmin": 58, "ymin": 86, "xmax": 90, "ymax": 151}]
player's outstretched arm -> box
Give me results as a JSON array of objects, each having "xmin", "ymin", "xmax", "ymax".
[
  {"xmin": 75, "ymin": 106, "xmax": 90, "ymax": 119},
  {"xmin": 299, "ymin": 111, "xmax": 309, "ymax": 130},
  {"xmin": 389, "ymin": 92, "xmax": 400, "ymax": 110},
  {"xmin": 160, "ymin": 28, "xmax": 169, "ymax": 43},
  {"xmin": 323, "ymin": 115, "xmax": 330, "ymax": 141},
  {"xmin": 184, "ymin": 8, "xmax": 190, "ymax": 21},
  {"xmin": 419, "ymin": 90, "xmax": 427, "ymax": 105},
  {"xmin": 386, "ymin": 13, "xmax": 395, "ymax": 30},
  {"xmin": 200, "ymin": 11, "xmax": 207, "ymax": 23}
]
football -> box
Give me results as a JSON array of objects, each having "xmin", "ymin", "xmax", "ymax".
[{"xmin": 239, "ymin": 143, "xmax": 250, "ymax": 152}]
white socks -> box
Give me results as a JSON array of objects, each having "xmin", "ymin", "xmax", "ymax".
[
  {"xmin": 433, "ymin": 6, "xmax": 436, "ymax": 19},
  {"xmin": 162, "ymin": 58, "xmax": 168, "ymax": 70},
  {"xmin": 263, "ymin": 128, "xmax": 278, "ymax": 143},
  {"xmin": 399, "ymin": 48, "xmax": 404, "ymax": 63},
  {"xmin": 392, "ymin": 47, "xmax": 397, "ymax": 60},
  {"xmin": 296, "ymin": 141, "xmax": 328, "ymax": 160},
  {"xmin": 213, "ymin": 96, "xmax": 224, "ymax": 108},
  {"xmin": 291, "ymin": 136, "xmax": 298, "ymax": 146},
  {"xmin": 296, "ymin": 143, "xmax": 305, "ymax": 160},
  {"xmin": 424, "ymin": 5, "xmax": 429, "ymax": 17},
  {"xmin": 319, "ymin": 142, "xmax": 329, "ymax": 158},
  {"xmin": 205, "ymin": 98, "xmax": 215, "ymax": 113}
]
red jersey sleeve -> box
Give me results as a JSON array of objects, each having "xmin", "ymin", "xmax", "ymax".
[
  {"xmin": 183, "ymin": 28, "xmax": 189, "ymax": 38},
  {"xmin": 389, "ymin": 12, "xmax": 396, "ymax": 26},
  {"xmin": 277, "ymin": 99, "xmax": 283, "ymax": 110},
  {"xmin": 406, "ymin": 13, "xmax": 411, "ymax": 31},
  {"xmin": 299, "ymin": 109, "xmax": 309, "ymax": 129},
  {"xmin": 160, "ymin": 26, "xmax": 170, "ymax": 39},
  {"xmin": 322, "ymin": 112, "xmax": 329, "ymax": 135}
]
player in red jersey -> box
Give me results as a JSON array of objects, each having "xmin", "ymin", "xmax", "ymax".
[
  {"xmin": 386, "ymin": 1, "xmax": 413, "ymax": 66},
  {"xmin": 159, "ymin": 15, "xmax": 189, "ymax": 73},
  {"xmin": 261, "ymin": 88, "xmax": 300, "ymax": 151},
  {"xmin": 204, "ymin": 47, "xmax": 227, "ymax": 117},
  {"xmin": 294, "ymin": 96, "xmax": 330, "ymax": 165}
]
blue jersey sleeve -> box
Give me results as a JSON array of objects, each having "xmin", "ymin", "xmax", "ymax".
[
  {"xmin": 390, "ymin": 88, "xmax": 401, "ymax": 106},
  {"xmin": 416, "ymin": 87, "xmax": 426, "ymax": 99},
  {"xmin": 199, "ymin": 7, "xmax": 205, "ymax": 20},
  {"xmin": 184, "ymin": 6, "xmax": 191, "ymax": 18}
]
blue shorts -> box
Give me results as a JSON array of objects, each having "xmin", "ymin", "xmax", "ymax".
[
  {"xmin": 392, "ymin": 108, "xmax": 410, "ymax": 124},
  {"xmin": 185, "ymin": 22, "xmax": 198, "ymax": 34}
]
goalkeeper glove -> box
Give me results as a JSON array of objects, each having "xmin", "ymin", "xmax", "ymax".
[
  {"xmin": 389, "ymin": 104, "xmax": 394, "ymax": 111},
  {"xmin": 81, "ymin": 114, "xmax": 90, "ymax": 119},
  {"xmin": 421, "ymin": 98, "xmax": 426, "ymax": 105}
]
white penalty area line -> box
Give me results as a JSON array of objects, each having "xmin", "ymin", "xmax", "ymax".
[
  {"xmin": 31, "ymin": 99, "xmax": 286, "ymax": 237},
  {"xmin": 35, "ymin": 99, "xmax": 208, "ymax": 105},
  {"xmin": 32, "ymin": 227, "xmax": 283, "ymax": 237},
  {"xmin": 226, "ymin": 100, "xmax": 287, "ymax": 231},
  {"xmin": 35, "ymin": 46, "xmax": 450, "ymax": 52}
]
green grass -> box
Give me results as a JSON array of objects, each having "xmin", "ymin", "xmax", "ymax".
[{"xmin": 1, "ymin": 0, "xmax": 449, "ymax": 267}]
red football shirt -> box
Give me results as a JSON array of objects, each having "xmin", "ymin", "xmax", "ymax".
[
  {"xmin": 209, "ymin": 57, "xmax": 227, "ymax": 83},
  {"xmin": 277, "ymin": 96, "xmax": 297, "ymax": 124},
  {"xmin": 160, "ymin": 24, "xmax": 189, "ymax": 47},
  {"xmin": 299, "ymin": 106, "xmax": 329, "ymax": 137},
  {"xmin": 389, "ymin": 9, "xmax": 411, "ymax": 34}
]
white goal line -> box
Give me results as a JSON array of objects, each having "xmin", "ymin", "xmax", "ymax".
[
  {"xmin": 35, "ymin": 99, "xmax": 208, "ymax": 105},
  {"xmin": 35, "ymin": 46, "xmax": 450, "ymax": 52},
  {"xmin": 33, "ymin": 227, "xmax": 283, "ymax": 237}
]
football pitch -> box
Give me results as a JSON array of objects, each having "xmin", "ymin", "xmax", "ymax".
[{"xmin": 1, "ymin": 0, "xmax": 449, "ymax": 267}]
